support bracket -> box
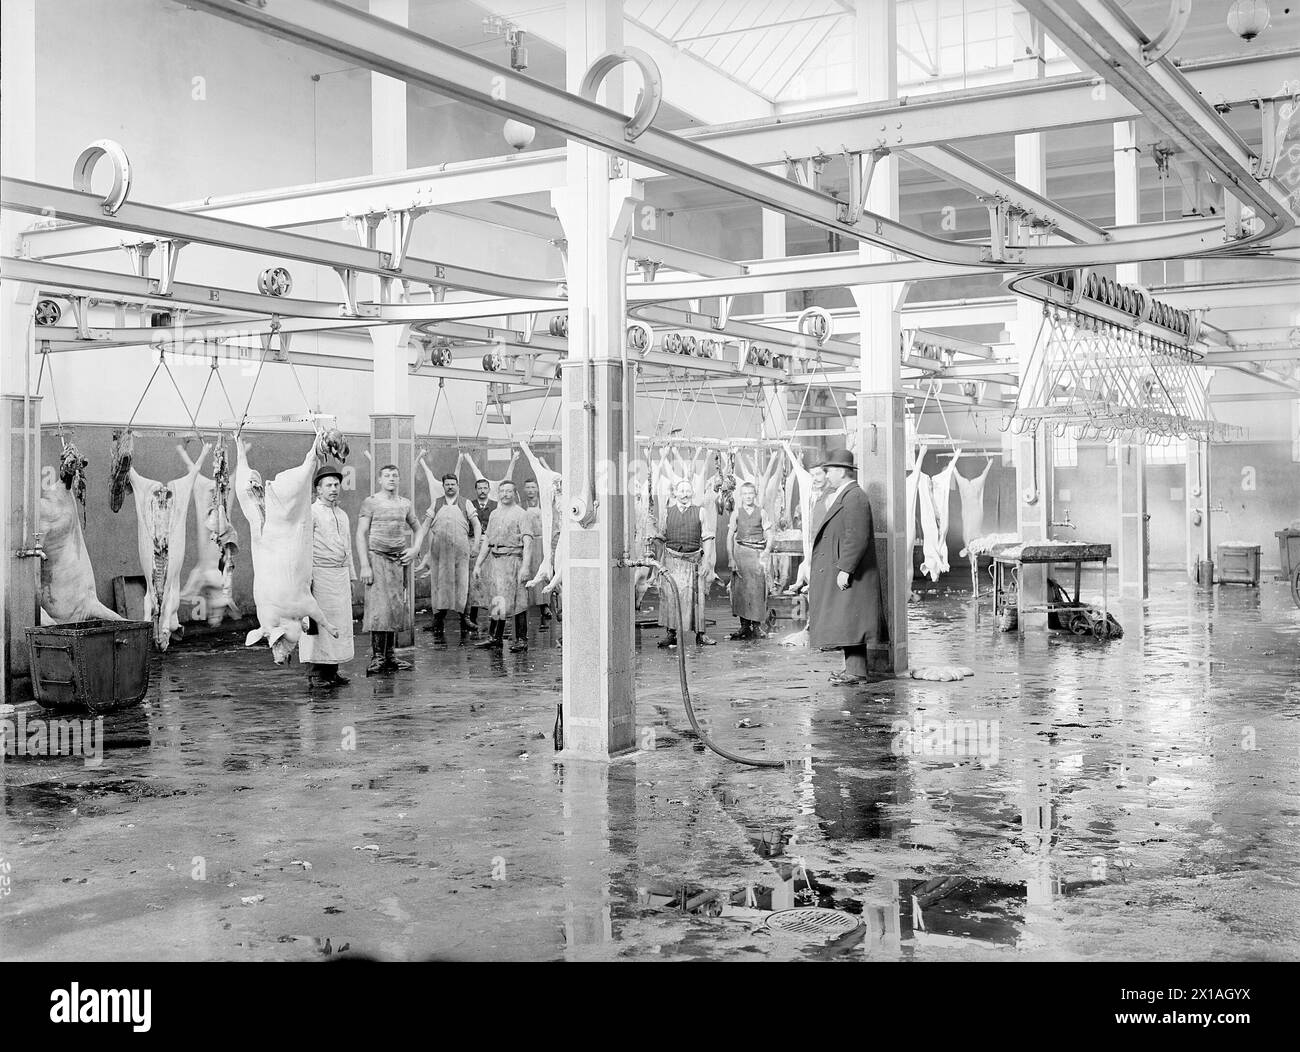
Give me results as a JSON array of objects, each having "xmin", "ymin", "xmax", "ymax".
[
  {"xmin": 154, "ymin": 239, "xmax": 188, "ymax": 296},
  {"xmin": 840, "ymin": 147, "xmax": 889, "ymax": 226},
  {"xmin": 383, "ymin": 206, "xmax": 429, "ymax": 271},
  {"xmin": 1255, "ymin": 96, "xmax": 1297, "ymax": 181}
]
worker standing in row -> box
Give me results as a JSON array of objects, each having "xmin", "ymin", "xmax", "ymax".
[
  {"xmin": 412, "ymin": 470, "xmax": 481, "ymax": 645},
  {"xmin": 357, "ymin": 464, "xmax": 420, "ymax": 675}
]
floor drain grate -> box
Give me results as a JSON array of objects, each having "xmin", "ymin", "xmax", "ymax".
[{"xmin": 764, "ymin": 907, "xmax": 859, "ymax": 938}]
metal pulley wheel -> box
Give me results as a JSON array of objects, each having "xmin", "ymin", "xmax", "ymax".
[
  {"xmin": 748, "ymin": 344, "xmax": 771, "ymax": 368},
  {"xmin": 626, "ymin": 321, "xmax": 654, "ymax": 355},
  {"xmin": 548, "ymin": 314, "xmax": 569, "ymax": 338},
  {"xmin": 35, "ymin": 299, "xmax": 62, "ymax": 326},
  {"xmin": 699, "ymin": 339, "xmax": 720, "ymax": 359},
  {"xmin": 664, "ymin": 332, "xmax": 683, "ymax": 354},
  {"xmin": 429, "ymin": 344, "xmax": 453, "ymax": 368},
  {"xmin": 682, "ymin": 334, "xmax": 699, "ymax": 356},
  {"xmin": 258, "ymin": 266, "xmax": 293, "ymax": 297},
  {"xmin": 796, "ymin": 306, "xmax": 833, "ymax": 347},
  {"xmin": 770, "ymin": 352, "xmax": 787, "ymax": 370},
  {"xmin": 482, "ymin": 351, "xmax": 504, "ymax": 372}
]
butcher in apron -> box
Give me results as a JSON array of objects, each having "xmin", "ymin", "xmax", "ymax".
[
  {"xmin": 466, "ymin": 478, "xmax": 497, "ymax": 634},
  {"xmin": 727, "ymin": 481, "xmax": 774, "ymax": 640},
  {"xmin": 648, "ymin": 479, "xmax": 718, "ymax": 648},
  {"xmin": 413, "ymin": 471, "xmax": 480, "ymax": 644},
  {"xmin": 357, "ymin": 464, "xmax": 420, "ymax": 675},
  {"xmin": 301, "ymin": 464, "xmax": 356, "ymax": 686},
  {"xmin": 521, "ymin": 479, "xmax": 546, "ymax": 619},
  {"xmin": 471, "ymin": 480, "xmax": 534, "ymax": 652}
]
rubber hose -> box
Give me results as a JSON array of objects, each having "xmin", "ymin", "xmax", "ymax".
[{"xmin": 655, "ymin": 570, "xmax": 786, "ymax": 768}]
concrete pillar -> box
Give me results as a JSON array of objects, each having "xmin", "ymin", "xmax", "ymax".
[
  {"xmin": 363, "ymin": 2, "xmax": 412, "ymax": 648},
  {"xmin": 1013, "ymin": 11, "xmax": 1053, "ymax": 630},
  {"xmin": 368, "ymin": 312, "xmax": 414, "ymax": 647},
  {"xmin": 1117, "ymin": 439, "xmax": 1148, "ymax": 596},
  {"xmin": 1113, "ymin": 121, "xmax": 1148, "ymax": 597},
  {"xmin": 369, "ymin": 0, "xmax": 408, "ymax": 177},
  {"xmin": 851, "ymin": 0, "xmax": 906, "ymax": 673},
  {"xmin": 1, "ymin": 0, "xmax": 38, "ymax": 700},
  {"xmin": 1186, "ymin": 439, "xmax": 1212, "ymax": 580},
  {"xmin": 553, "ymin": 0, "xmax": 638, "ymax": 759},
  {"xmin": 761, "ymin": 201, "xmax": 787, "ymax": 319}
]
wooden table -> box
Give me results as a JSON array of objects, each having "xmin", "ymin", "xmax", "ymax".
[{"xmin": 993, "ymin": 541, "xmax": 1113, "ymax": 638}]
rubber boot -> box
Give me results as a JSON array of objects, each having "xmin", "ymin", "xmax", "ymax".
[
  {"xmin": 510, "ymin": 611, "xmax": 528, "ymax": 652},
  {"xmin": 386, "ymin": 632, "xmax": 413, "ymax": 671},
  {"xmin": 430, "ymin": 609, "xmax": 447, "ymax": 643},
  {"xmin": 539, "ymin": 603, "xmax": 552, "ymax": 627},
  {"xmin": 657, "ymin": 630, "xmax": 678, "ymax": 649},
  {"xmin": 475, "ymin": 620, "xmax": 504, "ymax": 649},
  {"xmin": 728, "ymin": 619, "xmax": 753, "ymax": 641},
  {"xmin": 326, "ymin": 665, "xmax": 350, "ymax": 686},
  {"xmin": 366, "ymin": 633, "xmax": 388, "ymax": 676},
  {"xmin": 459, "ymin": 612, "xmax": 474, "ymax": 645}
]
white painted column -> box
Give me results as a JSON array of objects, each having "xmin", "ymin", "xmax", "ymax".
[
  {"xmin": 370, "ymin": 0, "xmax": 409, "ymax": 177},
  {"xmin": 1184, "ymin": 257, "xmax": 1212, "ymax": 583},
  {"xmin": 1013, "ymin": 11, "xmax": 1053, "ymax": 630},
  {"xmin": 554, "ymin": 0, "xmax": 639, "ymax": 759},
  {"xmin": 366, "ymin": 0, "xmax": 416, "ymax": 643},
  {"xmin": 761, "ymin": 203, "xmax": 787, "ymax": 320},
  {"xmin": 1, "ymin": 0, "xmax": 39, "ymax": 697},
  {"xmin": 850, "ymin": 0, "xmax": 907, "ymax": 672},
  {"xmin": 1114, "ymin": 120, "xmax": 1148, "ymax": 597}
]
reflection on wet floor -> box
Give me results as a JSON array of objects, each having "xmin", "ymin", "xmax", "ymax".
[{"xmin": 2, "ymin": 574, "xmax": 1299, "ymax": 961}]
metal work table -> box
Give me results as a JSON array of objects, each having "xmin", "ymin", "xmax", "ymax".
[{"xmin": 993, "ymin": 541, "xmax": 1113, "ymax": 639}]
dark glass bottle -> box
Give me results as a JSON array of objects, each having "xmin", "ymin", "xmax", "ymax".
[{"xmin": 553, "ymin": 703, "xmax": 564, "ymax": 751}]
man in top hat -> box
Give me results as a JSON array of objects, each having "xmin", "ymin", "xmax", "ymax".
[
  {"xmin": 301, "ymin": 463, "xmax": 356, "ymax": 687},
  {"xmin": 808, "ymin": 448, "xmax": 888, "ymax": 684}
]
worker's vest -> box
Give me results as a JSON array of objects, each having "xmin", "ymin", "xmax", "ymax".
[
  {"xmin": 665, "ymin": 504, "xmax": 703, "ymax": 553},
  {"xmin": 734, "ymin": 506, "xmax": 766, "ymax": 548}
]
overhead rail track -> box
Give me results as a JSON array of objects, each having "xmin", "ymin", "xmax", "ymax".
[{"xmin": 182, "ymin": 0, "xmax": 1289, "ymax": 269}]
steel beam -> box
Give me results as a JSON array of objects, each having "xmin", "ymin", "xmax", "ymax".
[
  {"xmin": 1208, "ymin": 390, "xmax": 1300, "ymax": 402},
  {"xmin": 902, "ymin": 144, "xmax": 1108, "ymax": 244},
  {"xmin": 2, "ymin": 178, "xmax": 564, "ymax": 301},
  {"xmin": 181, "ymin": 0, "xmax": 1286, "ymax": 267},
  {"xmin": 1019, "ymin": 1, "xmax": 1287, "ymax": 231},
  {"xmin": 681, "ymin": 51, "xmax": 1300, "ymax": 157}
]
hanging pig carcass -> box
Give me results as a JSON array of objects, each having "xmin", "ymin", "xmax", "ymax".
[
  {"xmin": 235, "ymin": 434, "xmax": 339, "ymax": 664},
  {"xmin": 178, "ymin": 443, "xmax": 242, "ymax": 627},
  {"xmin": 128, "ymin": 444, "xmax": 210, "ymax": 649},
  {"xmin": 37, "ymin": 471, "xmax": 123, "ymax": 623}
]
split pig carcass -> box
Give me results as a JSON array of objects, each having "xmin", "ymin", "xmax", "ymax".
[
  {"xmin": 178, "ymin": 443, "xmax": 242, "ymax": 626},
  {"xmin": 37, "ymin": 473, "xmax": 123, "ymax": 623},
  {"xmin": 235, "ymin": 435, "xmax": 339, "ymax": 664},
  {"xmin": 128, "ymin": 444, "xmax": 210, "ymax": 649}
]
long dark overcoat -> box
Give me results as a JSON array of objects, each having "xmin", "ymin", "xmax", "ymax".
[{"xmin": 808, "ymin": 481, "xmax": 889, "ymax": 650}]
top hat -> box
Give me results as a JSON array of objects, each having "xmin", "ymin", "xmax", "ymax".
[
  {"xmin": 821, "ymin": 448, "xmax": 856, "ymax": 471},
  {"xmin": 314, "ymin": 463, "xmax": 344, "ymax": 487}
]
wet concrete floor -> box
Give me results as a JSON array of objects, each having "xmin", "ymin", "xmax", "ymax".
[{"xmin": 2, "ymin": 572, "xmax": 1298, "ymax": 961}]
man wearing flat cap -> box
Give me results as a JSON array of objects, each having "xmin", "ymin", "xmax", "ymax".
[
  {"xmin": 808, "ymin": 448, "xmax": 888, "ymax": 684},
  {"xmin": 301, "ymin": 463, "xmax": 357, "ymax": 687}
]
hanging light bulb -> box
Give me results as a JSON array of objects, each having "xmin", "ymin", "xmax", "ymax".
[
  {"xmin": 503, "ymin": 119, "xmax": 535, "ymax": 151},
  {"xmin": 1226, "ymin": 0, "xmax": 1271, "ymax": 41}
]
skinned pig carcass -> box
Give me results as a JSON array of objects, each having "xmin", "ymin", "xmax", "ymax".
[
  {"xmin": 37, "ymin": 474, "xmax": 123, "ymax": 623},
  {"xmin": 178, "ymin": 443, "xmax": 242, "ymax": 626},
  {"xmin": 234, "ymin": 435, "xmax": 339, "ymax": 664},
  {"xmin": 129, "ymin": 444, "xmax": 210, "ymax": 649}
]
